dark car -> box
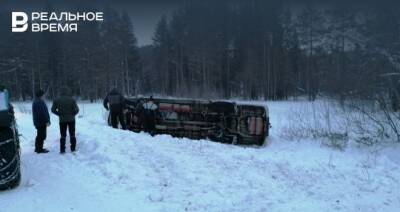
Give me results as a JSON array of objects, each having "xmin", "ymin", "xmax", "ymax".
[
  {"xmin": 108, "ymin": 97, "xmax": 270, "ymax": 146},
  {"xmin": 0, "ymin": 91, "xmax": 21, "ymax": 191}
]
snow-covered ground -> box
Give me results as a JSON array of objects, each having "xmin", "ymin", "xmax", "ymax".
[{"xmin": 1, "ymin": 101, "xmax": 400, "ymax": 212}]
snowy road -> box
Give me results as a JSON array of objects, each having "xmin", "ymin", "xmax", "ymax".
[{"xmin": 0, "ymin": 101, "xmax": 399, "ymax": 212}]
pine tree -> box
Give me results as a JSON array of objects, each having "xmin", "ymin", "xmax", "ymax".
[
  {"xmin": 153, "ymin": 15, "xmax": 171, "ymax": 95},
  {"xmin": 120, "ymin": 12, "xmax": 141, "ymax": 96}
]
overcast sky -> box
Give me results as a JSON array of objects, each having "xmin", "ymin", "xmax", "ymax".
[{"xmin": 2, "ymin": 0, "xmax": 179, "ymax": 46}]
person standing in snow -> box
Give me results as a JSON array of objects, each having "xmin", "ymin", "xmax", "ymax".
[
  {"xmin": 103, "ymin": 88, "xmax": 127, "ymax": 130},
  {"xmin": 142, "ymin": 96, "xmax": 158, "ymax": 135},
  {"xmin": 32, "ymin": 89, "xmax": 50, "ymax": 154},
  {"xmin": 51, "ymin": 87, "xmax": 79, "ymax": 154}
]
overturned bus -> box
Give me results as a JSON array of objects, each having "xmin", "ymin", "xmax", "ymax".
[{"xmin": 109, "ymin": 97, "xmax": 270, "ymax": 146}]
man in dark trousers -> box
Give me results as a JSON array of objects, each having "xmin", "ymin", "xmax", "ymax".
[
  {"xmin": 51, "ymin": 88, "xmax": 79, "ymax": 154},
  {"xmin": 103, "ymin": 88, "xmax": 126, "ymax": 130},
  {"xmin": 32, "ymin": 89, "xmax": 50, "ymax": 154},
  {"xmin": 142, "ymin": 96, "xmax": 158, "ymax": 135}
]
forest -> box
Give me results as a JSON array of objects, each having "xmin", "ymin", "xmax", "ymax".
[{"xmin": 0, "ymin": 0, "xmax": 399, "ymax": 111}]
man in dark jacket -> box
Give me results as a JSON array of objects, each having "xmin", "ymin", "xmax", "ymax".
[
  {"xmin": 103, "ymin": 88, "xmax": 126, "ymax": 129},
  {"xmin": 142, "ymin": 96, "xmax": 158, "ymax": 135},
  {"xmin": 32, "ymin": 89, "xmax": 50, "ymax": 154},
  {"xmin": 51, "ymin": 88, "xmax": 79, "ymax": 154}
]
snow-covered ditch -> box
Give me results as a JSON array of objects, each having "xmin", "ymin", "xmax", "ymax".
[{"xmin": 0, "ymin": 101, "xmax": 399, "ymax": 212}]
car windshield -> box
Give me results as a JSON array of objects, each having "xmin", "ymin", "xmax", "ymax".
[{"xmin": 0, "ymin": 91, "xmax": 9, "ymax": 111}]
